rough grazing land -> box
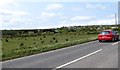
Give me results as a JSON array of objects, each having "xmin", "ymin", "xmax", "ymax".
[{"xmin": 2, "ymin": 34, "xmax": 97, "ymax": 61}]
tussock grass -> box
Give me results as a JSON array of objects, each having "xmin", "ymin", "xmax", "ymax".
[{"xmin": 2, "ymin": 34, "xmax": 97, "ymax": 61}]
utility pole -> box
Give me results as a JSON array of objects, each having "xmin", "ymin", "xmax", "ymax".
[{"xmin": 115, "ymin": 13, "xmax": 118, "ymax": 29}]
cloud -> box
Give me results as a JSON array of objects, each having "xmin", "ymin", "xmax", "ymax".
[
  {"xmin": 0, "ymin": 0, "xmax": 31, "ymax": 28},
  {"xmin": 0, "ymin": 7, "xmax": 30, "ymax": 27},
  {"xmin": 1, "ymin": 17, "xmax": 33, "ymax": 30},
  {"xmin": 0, "ymin": 0, "xmax": 30, "ymax": 24},
  {"xmin": 86, "ymin": 3, "xmax": 94, "ymax": 8},
  {"xmin": 41, "ymin": 12, "xmax": 56, "ymax": 18},
  {"xmin": 0, "ymin": 9, "xmax": 31, "ymax": 29},
  {"xmin": 39, "ymin": 12, "xmax": 57, "ymax": 21},
  {"xmin": 96, "ymin": 4, "xmax": 106, "ymax": 9},
  {"xmin": 0, "ymin": 17, "xmax": 32, "ymax": 24},
  {"xmin": 71, "ymin": 7, "xmax": 81, "ymax": 11},
  {"xmin": 46, "ymin": 3, "xmax": 63, "ymax": 11},
  {"xmin": 9, "ymin": 18, "xmax": 32, "ymax": 23},
  {"xmin": 58, "ymin": 18, "xmax": 115, "ymax": 28},
  {"xmin": 86, "ymin": 3, "xmax": 106, "ymax": 10},
  {"xmin": 107, "ymin": 14, "xmax": 116, "ymax": 19},
  {"xmin": 71, "ymin": 16, "xmax": 96, "ymax": 21},
  {"xmin": 59, "ymin": 22, "xmax": 80, "ymax": 27},
  {"xmin": 88, "ymin": 19, "xmax": 115, "ymax": 25},
  {"xmin": 59, "ymin": 20, "xmax": 67, "ymax": 24},
  {"xmin": 0, "ymin": 0, "xmax": 18, "ymax": 7},
  {"xmin": 38, "ymin": 12, "xmax": 64, "ymax": 22},
  {"xmin": 0, "ymin": 8, "xmax": 30, "ymax": 17}
]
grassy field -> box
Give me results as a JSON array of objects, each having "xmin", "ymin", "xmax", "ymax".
[{"xmin": 2, "ymin": 33, "xmax": 97, "ymax": 61}]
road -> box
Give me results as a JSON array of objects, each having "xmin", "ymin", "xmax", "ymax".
[{"xmin": 2, "ymin": 40, "xmax": 119, "ymax": 69}]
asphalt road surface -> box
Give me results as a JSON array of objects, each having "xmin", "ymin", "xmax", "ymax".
[{"xmin": 2, "ymin": 40, "xmax": 119, "ymax": 69}]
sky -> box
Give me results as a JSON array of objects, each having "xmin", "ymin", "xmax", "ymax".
[{"xmin": 0, "ymin": 0, "xmax": 119, "ymax": 30}]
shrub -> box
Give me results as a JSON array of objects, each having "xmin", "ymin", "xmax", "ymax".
[
  {"xmin": 10, "ymin": 37, "xmax": 13, "ymax": 39},
  {"xmin": 43, "ymin": 36, "xmax": 46, "ymax": 38},
  {"xmin": 55, "ymin": 34, "xmax": 58, "ymax": 37},
  {"xmin": 40, "ymin": 38, "xmax": 42, "ymax": 40},
  {"xmin": 33, "ymin": 39, "xmax": 35, "ymax": 41},
  {"xmin": 5, "ymin": 39, "xmax": 9, "ymax": 42},
  {"xmin": 53, "ymin": 37, "xmax": 56, "ymax": 40},
  {"xmin": 66, "ymin": 39, "xmax": 68, "ymax": 41},
  {"xmin": 25, "ymin": 38, "xmax": 26, "ymax": 40},
  {"xmin": 2, "ymin": 54, "xmax": 5, "ymax": 58},
  {"xmin": 41, "ymin": 41, "xmax": 44, "ymax": 43},
  {"xmin": 33, "ymin": 43, "xmax": 36, "ymax": 44},
  {"xmin": 50, "ymin": 41, "xmax": 52, "ymax": 43},
  {"xmin": 55, "ymin": 40, "xmax": 58, "ymax": 43},
  {"xmin": 20, "ymin": 42, "xmax": 24, "ymax": 46}
]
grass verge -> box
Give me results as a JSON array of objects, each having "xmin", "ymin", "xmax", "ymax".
[{"xmin": 2, "ymin": 34, "xmax": 97, "ymax": 61}]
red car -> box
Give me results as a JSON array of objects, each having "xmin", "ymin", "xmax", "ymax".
[{"xmin": 98, "ymin": 30, "xmax": 119, "ymax": 42}]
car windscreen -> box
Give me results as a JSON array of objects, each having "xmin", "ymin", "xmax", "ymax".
[{"xmin": 100, "ymin": 31, "xmax": 110, "ymax": 34}]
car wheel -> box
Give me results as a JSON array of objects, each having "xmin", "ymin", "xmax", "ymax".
[
  {"xmin": 117, "ymin": 38, "xmax": 119, "ymax": 41},
  {"xmin": 99, "ymin": 40, "xmax": 102, "ymax": 42}
]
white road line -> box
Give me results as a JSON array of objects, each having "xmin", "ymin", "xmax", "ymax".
[
  {"xmin": 54, "ymin": 49, "xmax": 102, "ymax": 69},
  {"xmin": 112, "ymin": 42, "xmax": 118, "ymax": 45}
]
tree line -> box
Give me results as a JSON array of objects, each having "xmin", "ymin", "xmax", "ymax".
[{"xmin": 2, "ymin": 25, "xmax": 120, "ymax": 38}]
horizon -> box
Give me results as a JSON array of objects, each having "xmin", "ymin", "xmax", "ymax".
[{"xmin": 1, "ymin": 24, "xmax": 117, "ymax": 30}]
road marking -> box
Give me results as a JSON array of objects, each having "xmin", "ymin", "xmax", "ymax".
[
  {"xmin": 54, "ymin": 49, "xmax": 102, "ymax": 69},
  {"xmin": 112, "ymin": 42, "xmax": 118, "ymax": 45}
]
